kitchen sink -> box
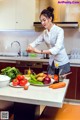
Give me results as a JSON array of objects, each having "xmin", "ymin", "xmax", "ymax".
[
  {"xmin": 0, "ymin": 52, "xmax": 19, "ymax": 57},
  {"xmin": 0, "ymin": 55, "xmax": 19, "ymax": 57}
]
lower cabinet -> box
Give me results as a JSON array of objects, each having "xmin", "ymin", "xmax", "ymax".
[
  {"xmin": 0, "ymin": 62, "xmax": 16, "ymax": 72},
  {"xmin": 66, "ymin": 66, "xmax": 80, "ymax": 100},
  {"xmin": 15, "ymin": 61, "xmax": 45, "ymax": 74},
  {"xmin": 0, "ymin": 61, "xmax": 46, "ymax": 74},
  {"xmin": 66, "ymin": 67, "xmax": 77, "ymax": 99},
  {"xmin": 76, "ymin": 67, "xmax": 80, "ymax": 99}
]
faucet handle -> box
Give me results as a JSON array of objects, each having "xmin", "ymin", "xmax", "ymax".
[{"xmin": 18, "ymin": 50, "xmax": 21, "ymax": 56}]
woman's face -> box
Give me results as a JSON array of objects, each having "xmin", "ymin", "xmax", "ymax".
[{"xmin": 40, "ymin": 15, "xmax": 52, "ymax": 29}]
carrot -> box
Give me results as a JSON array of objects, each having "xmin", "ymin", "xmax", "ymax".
[{"xmin": 49, "ymin": 82, "xmax": 66, "ymax": 89}]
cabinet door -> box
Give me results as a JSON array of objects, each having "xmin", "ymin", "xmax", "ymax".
[
  {"xmin": 0, "ymin": 62, "xmax": 16, "ymax": 71},
  {"xmin": 76, "ymin": 67, "xmax": 80, "ymax": 99},
  {"xmin": 0, "ymin": 0, "xmax": 16, "ymax": 29},
  {"xmin": 0, "ymin": 0, "xmax": 35, "ymax": 29},
  {"xmin": 15, "ymin": 0, "xmax": 35, "ymax": 29},
  {"xmin": 65, "ymin": 67, "xmax": 77, "ymax": 99}
]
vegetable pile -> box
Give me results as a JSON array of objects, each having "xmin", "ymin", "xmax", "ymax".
[
  {"xmin": 0, "ymin": 67, "xmax": 21, "ymax": 81},
  {"xmin": 28, "ymin": 73, "xmax": 52, "ymax": 85},
  {"xmin": 29, "ymin": 74, "xmax": 44, "ymax": 85},
  {"xmin": 12, "ymin": 75, "xmax": 28, "ymax": 86}
]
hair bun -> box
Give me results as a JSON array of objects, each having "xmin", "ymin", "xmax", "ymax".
[{"xmin": 47, "ymin": 6, "xmax": 54, "ymax": 13}]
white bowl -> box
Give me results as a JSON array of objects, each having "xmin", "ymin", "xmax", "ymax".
[{"xmin": 0, "ymin": 75, "xmax": 11, "ymax": 87}]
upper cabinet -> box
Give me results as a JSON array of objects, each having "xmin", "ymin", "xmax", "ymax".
[
  {"xmin": 0, "ymin": 0, "xmax": 16, "ymax": 29},
  {"xmin": 0, "ymin": 0, "xmax": 35, "ymax": 30},
  {"xmin": 35, "ymin": 0, "xmax": 80, "ymax": 22},
  {"xmin": 15, "ymin": 0, "xmax": 35, "ymax": 30}
]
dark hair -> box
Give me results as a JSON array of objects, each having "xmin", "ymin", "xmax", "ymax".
[{"xmin": 40, "ymin": 6, "xmax": 54, "ymax": 22}]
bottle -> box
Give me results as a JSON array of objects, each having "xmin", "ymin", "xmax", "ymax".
[{"xmin": 54, "ymin": 63, "xmax": 59, "ymax": 83}]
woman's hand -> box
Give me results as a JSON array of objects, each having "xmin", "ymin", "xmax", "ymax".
[
  {"xmin": 33, "ymin": 48, "xmax": 41, "ymax": 54},
  {"xmin": 26, "ymin": 45, "xmax": 41, "ymax": 54},
  {"xmin": 26, "ymin": 45, "xmax": 34, "ymax": 53}
]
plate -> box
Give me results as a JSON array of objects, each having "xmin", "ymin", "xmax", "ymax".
[
  {"xmin": 9, "ymin": 82, "xmax": 23, "ymax": 88},
  {"xmin": 29, "ymin": 78, "xmax": 56, "ymax": 86},
  {"xmin": 9, "ymin": 82, "xmax": 30, "ymax": 88}
]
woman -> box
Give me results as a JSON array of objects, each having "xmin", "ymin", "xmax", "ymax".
[{"xmin": 26, "ymin": 6, "xmax": 70, "ymax": 75}]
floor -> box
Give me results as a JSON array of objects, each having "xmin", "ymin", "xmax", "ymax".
[
  {"xmin": 64, "ymin": 98, "xmax": 80, "ymax": 105},
  {"xmin": 6, "ymin": 99, "xmax": 80, "ymax": 120}
]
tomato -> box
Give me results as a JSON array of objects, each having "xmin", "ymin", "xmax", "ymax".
[
  {"xmin": 12, "ymin": 79, "xmax": 19, "ymax": 86},
  {"xmin": 19, "ymin": 79, "xmax": 28, "ymax": 86},
  {"xmin": 54, "ymin": 74, "xmax": 59, "ymax": 81},
  {"xmin": 17, "ymin": 75, "xmax": 24, "ymax": 81}
]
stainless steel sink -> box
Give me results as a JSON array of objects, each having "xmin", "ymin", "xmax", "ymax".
[
  {"xmin": 0, "ymin": 52, "xmax": 19, "ymax": 57},
  {"xmin": 0, "ymin": 55, "xmax": 19, "ymax": 57}
]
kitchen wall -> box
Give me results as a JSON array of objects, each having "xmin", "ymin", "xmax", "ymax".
[
  {"xmin": 0, "ymin": 28, "xmax": 80, "ymax": 56},
  {"xmin": 64, "ymin": 28, "xmax": 80, "ymax": 54},
  {"xmin": 0, "ymin": 30, "xmax": 39, "ymax": 55}
]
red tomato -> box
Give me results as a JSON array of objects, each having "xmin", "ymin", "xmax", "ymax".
[
  {"xmin": 19, "ymin": 79, "xmax": 28, "ymax": 86},
  {"xmin": 54, "ymin": 74, "xmax": 59, "ymax": 81},
  {"xmin": 17, "ymin": 75, "xmax": 24, "ymax": 81},
  {"xmin": 12, "ymin": 79, "xmax": 19, "ymax": 86}
]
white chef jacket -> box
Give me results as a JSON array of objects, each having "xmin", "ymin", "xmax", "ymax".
[{"xmin": 30, "ymin": 24, "xmax": 69, "ymax": 66}]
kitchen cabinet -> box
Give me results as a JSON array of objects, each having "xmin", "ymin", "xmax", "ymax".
[
  {"xmin": 76, "ymin": 67, "xmax": 80, "ymax": 99},
  {"xmin": 15, "ymin": 0, "xmax": 35, "ymax": 29},
  {"xmin": 66, "ymin": 66, "xmax": 80, "ymax": 100},
  {"xmin": 16, "ymin": 61, "xmax": 44, "ymax": 74},
  {"xmin": 0, "ymin": 62, "xmax": 16, "ymax": 72},
  {"xmin": 0, "ymin": 61, "xmax": 44, "ymax": 74},
  {"xmin": 0, "ymin": 0, "xmax": 35, "ymax": 29},
  {"xmin": 65, "ymin": 67, "xmax": 77, "ymax": 99},
  {"xmin": 0, "ymin": 0, "xmax": 16, "ymax": 29}
]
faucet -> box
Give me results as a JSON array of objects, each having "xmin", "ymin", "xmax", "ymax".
[{"xmin": 11, "ymin": 41, "xmax": 21, "ymax": 56}]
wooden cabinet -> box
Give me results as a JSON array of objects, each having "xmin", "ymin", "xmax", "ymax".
[
  {"xmin": 76, "ymin": 67, "xmax": 80, "ymax": 99},
  {"xmin": 16, "ymin": 61, "xmax": 44, "ymax": 74},
  {"xmin": 0, "ymin": 0, "xmax": 16, "ymax": 29},
  {"xmin": 0, "ymin": 0, "xmax": 35, "ymax": 29},
  {"xmin": 66, "ymin": 66, "xmax": 80, "ymax": 100},
  {"xmin": 65, "ymin": 67, "xmax": 77, "ymax": 99},
  {"xmin": 0, "ymin": 62, "xmax": 16, "ymax": 72},
  {"xmin": 15, "ymin": 0, "xmax": 35, "ymax": 29}
]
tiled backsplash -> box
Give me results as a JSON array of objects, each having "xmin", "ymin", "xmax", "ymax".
[{"xmin": 0, "ymin": 28, "xmax": 80, "ymax": 56}]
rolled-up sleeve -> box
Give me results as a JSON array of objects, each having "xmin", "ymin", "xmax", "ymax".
[
  {"xmin": 30, "ymin": 32, "xmax": 44, "ymax": 48},
  {"xmin": 49, "ymin": 29, "xmax": 64, "ymax": 55}
]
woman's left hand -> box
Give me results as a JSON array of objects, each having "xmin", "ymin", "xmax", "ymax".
[{"xmin": 33, "ymin": 48, "xmax": 41, "ymax": 54}]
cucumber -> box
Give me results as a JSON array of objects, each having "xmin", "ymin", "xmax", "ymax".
[{"xmin": 29, "ymin": 74, "xmax": 43, "ymax": 85}]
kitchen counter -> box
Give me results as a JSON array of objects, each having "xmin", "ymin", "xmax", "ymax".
[
  {"xmin": 0, "ymin": 79, "xmax": 69, "ymax": 120},
  {"xmin": 0, "ymin": 56, "xmax": 49, "ymax": 63},
  {"xmin": 0, "ymin": 79, "xmax": 69, "ymax": 108},
  {"xmin": 0, "ymin": 56, "xmax": 80, "ymax": 66}
]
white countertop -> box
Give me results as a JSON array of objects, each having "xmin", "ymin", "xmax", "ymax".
[
  {"xmin": 0, "ymin": 79, "xmax": 69, "ymax": 108},
  {"xmin": 70, "ymin": 59, "xmax": 80, "ymax": 65}
]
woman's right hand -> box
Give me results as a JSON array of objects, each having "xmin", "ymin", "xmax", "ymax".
[{"xmin": 26, "ymin": 45, "xmax": 33, "ymax": 53}]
